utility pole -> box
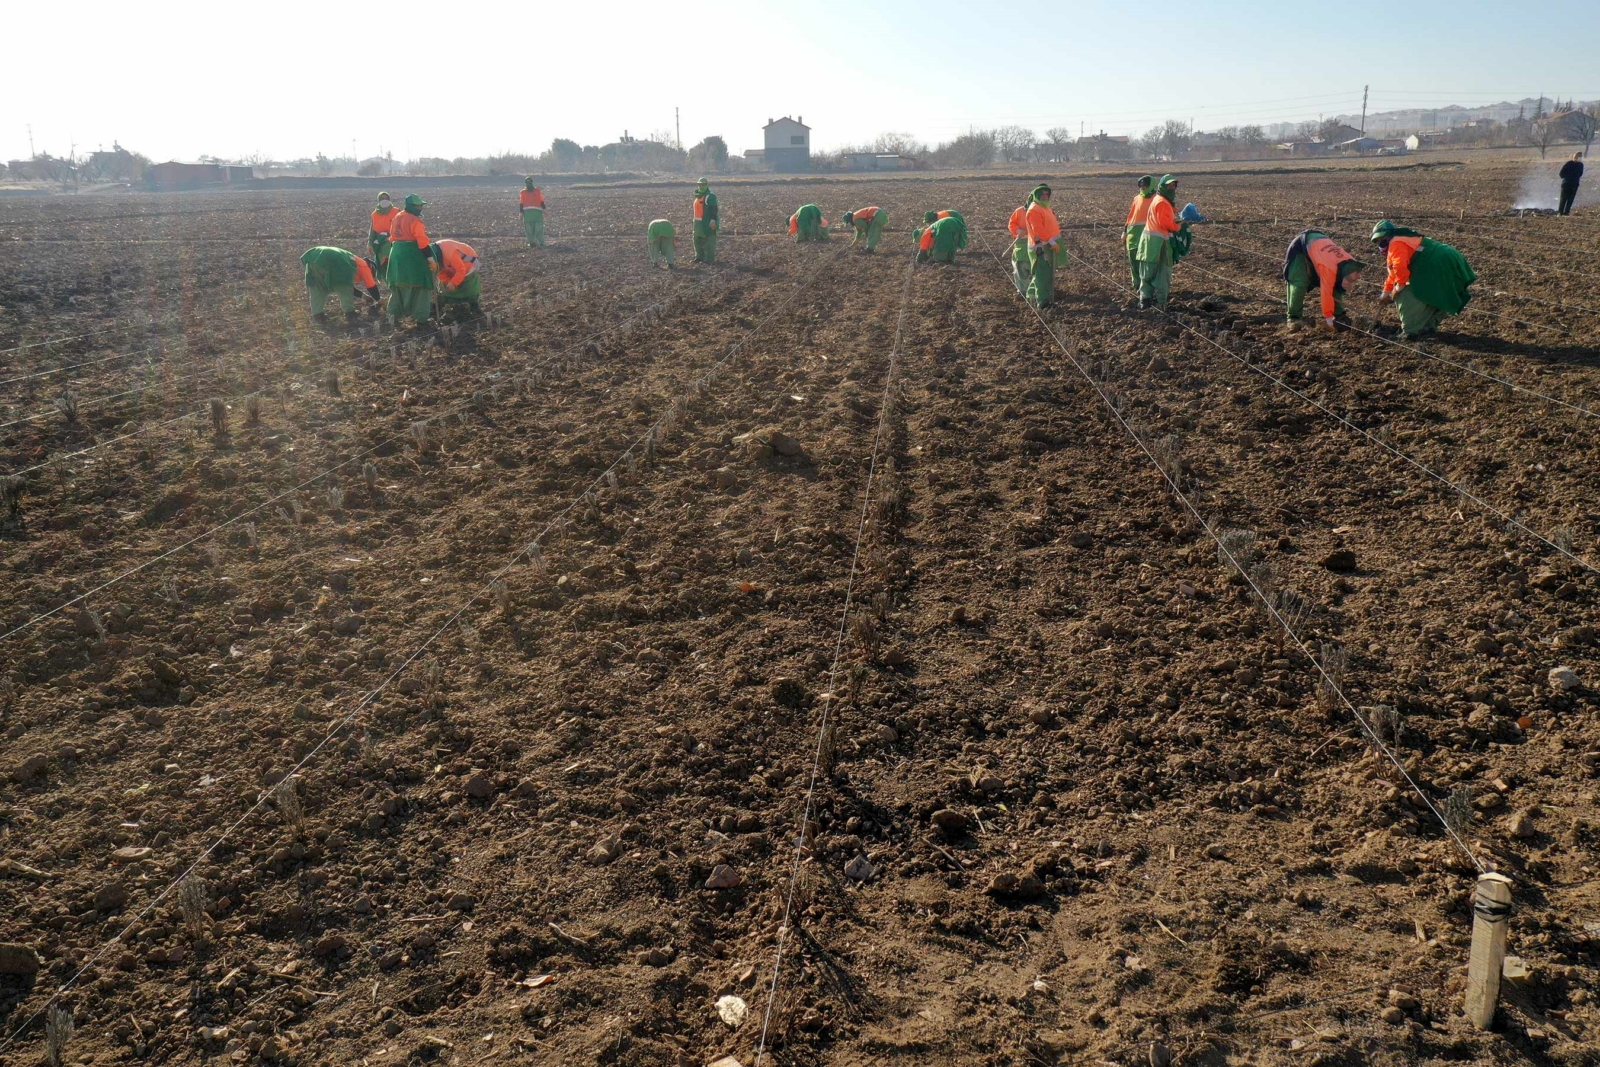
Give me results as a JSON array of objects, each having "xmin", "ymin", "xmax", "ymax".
[
  {"xmin": 676, "ymin": 107, "xmax": 681, "ymax": 150},
  {"xmin": 27, "ymin": 123, "xmax": 34, "ymax": 158},
  {"xmin": 1361, "ymin": 85, "xmax": 1369, "ymax": 133}
]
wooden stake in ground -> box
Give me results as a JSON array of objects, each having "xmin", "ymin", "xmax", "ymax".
[{"xmin": 1464, "ymin": 872, "xmax": 1513, "ymax": 1029}]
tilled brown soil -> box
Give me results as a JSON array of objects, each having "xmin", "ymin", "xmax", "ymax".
[{"xmin": 2, "ymin": 163, "xmax": 1598, "ymax": 1067}]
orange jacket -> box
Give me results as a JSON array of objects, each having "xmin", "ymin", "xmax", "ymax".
[
  {"xmin": 1025, "ymin": 201, "xmax": 1060, "ymax": 248},
  {"xmin": 1306, "ymin": 237, "xmax": 1359, "ymax": 319},
  {"xmin": 1007, "ymin": 205, "xmax": 1028, "ymax": 239},
  {"xmin": 370, "ymin": 207, "xmax": 396, "ymax": 236},
  {"xmin": 1124, "ymin": 194, "xmax": 1153, "ymax": 228},
  {"xmin": 434, "ymin": 239, "xmax": 479, "ymax": 290},
  {"xmin": 520, "ymin": 188, "xmax": 545, "ymax": 210},
  {"xmin": 354, "ymin": 257, "xmax": 378, "ymax": 290},
  {"xmin": 1383, "ymin": 236, "xmax": 1421, "ymax": 295},
  {"xmin": 1145, "ymin": 196, "xmax": 1181, "ymax": 238},
  {"xmin": 391, "ymin": 211, "xmax": 430, "ymax": 249}
]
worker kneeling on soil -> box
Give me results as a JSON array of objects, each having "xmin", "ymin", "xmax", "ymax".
[
  {"xmin": 300, "ymin": 246, "xmax": 381, "ymax": 323},
  {"xmin": 520, "ymin": 178, "xmax": 546, "ymax": 248},
  {"xmin": 1007, "ymin": 201, "xmax": 1031, "ymax": 293},
  {"xmin": 433, "ymin": 239, "xmax": 482, "ymax": 316},
  {"xmin": 843, "ymin": 206, "xmax": 888, "ymax": 251},
  {"xmin": 387, "ymin": 194, "xmax": 440, "ymax": 326},
  {"xmin": 1025, "ymin": 185, "xmax": 1064, "ymax": 309},
  {"xmin": 648, "ymin": 218, "xmax": 678, "ymax": 269},
  {"xmin": 692, "ymin": 179, "xmax": 719, "ymax": 263},
  {"xmin": 1370, "ymin": 220, "xmax": 1476, "ymax": 338},
  {"xmin": 1122, "ymin": 176, "xmax": 1156, "ymax": 290},
  {"xmin": 917, "ymin": 214, "xmax": 965, "ymax": 264},
  {"xmin": 369, "ymin": 192, "xmax": 397, "ymax": 271},
  {"xmin": 1282, "ymin": 230, "xmax": 1363, "ymax": 331},
  {"xmin": 1136, "ymin": 175, "xmax": 1191, "ymax": 311},
  {"xmin": 789, "ymin": 204, "xmax": 829, "ymax": 242},
  {"xmin": 920, "ymin": 210, "xmax": 968, "ymax": 249}
]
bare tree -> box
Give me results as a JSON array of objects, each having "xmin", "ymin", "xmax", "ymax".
[
  {"xmin": 1568, "ymin": 106, "xmax": 1599, "ymax": 156},
  {"xmin": 1239, "ymin": 125, "xmax": 1267, "ymax": 149},
  {"xmin": 1530, "ymin": 118, "xmax": 1560, "ymax": 159},
  {"xmin": 995, "ymin": 126, "xmax": 1037, "ymax": 164},
  {"xmin": 1043, "ymin": 127, "xmax": 1073, "ymax": 162},
  {"xmin": 873, "ymin": 131, "xmax": 928, "ymax": 158}
]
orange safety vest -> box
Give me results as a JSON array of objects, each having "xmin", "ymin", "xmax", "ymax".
[
  {"xmin": 852, "ymin": 206, "xmax": 881, "ymax": 224},
  {"xmin": 1144, "ymin": 196, "xmax": 1181, "ymax": 239},
  {"xmin": 1304, "ymin": 237, "xmax": 1358, "ymax": 319},
  {"xmin": 434, "ymin": 239, "xmax": 479, "ymax": 290},
  {"xmin": 370, "ymin": 207, "xmax": 396, "ymax": 234},
  {"xmin": 693, "ymin": 195, "xmax": 706, "ymax": 219},
  {"xmin": 1024, "ymin": 202, "xmax": 1060, "ymax": 248},
  {"xmin": 1124, "ymin": 194, "xmax": 1153, "ymax": 228},
  {"xmin": 1383, "ymin": 235, "xmax": 1422, "ymax": 295},
  {"xmin": 1007, "ymin": 205, "xmax": 1028, "ymax": 238},
  {"xmin": 354, "ymin": 257, "xmax": 378, "ymax": 289},
  {"xmin": 390, "ymin": 211, "xmax": 430, "ymax": 249},
  {"xmin": 520, "ymin": 188, "xmax": 544, "ymax": 210}
]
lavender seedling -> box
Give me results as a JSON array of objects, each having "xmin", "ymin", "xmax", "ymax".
[
  {"xmin": 1443, "ymin": 785, "xmax": 1474, "ymax": 834},
  {"xmin": 1316, "ymin": 641, "xmax": 1348, "ymax": 712},
  {"xmin": 55, "ymin": 391, "xmax": 79, "ymax": 424},
  {"xmin": 1216, "ymin": 528, "xmax": 1256, "ymax": 577}
]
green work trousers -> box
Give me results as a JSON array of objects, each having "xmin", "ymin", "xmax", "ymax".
[
  {"xmin": 650, "ymin": 235, "xmax": 677, "ymax": 267},
  {"xmin": 854, "ymin": 213, "xmax": 887, "ymax": 251},
  {"xmin": 388, "ymin": 285, "xmax": 432, "ymax": 325},
  {"xmin": 693, "ymin": 223, "xmax": 717, "ymax": 263},
  {"xmin": 1394, "ymin": 288, "xmax": 1447, "ymax": 336},
  {"xmin": 369, "ymin": 233, "xmax": 391, "ymax": 270},
  {"xmin": 1027, "ymin": 247, "xmax": 1055, "ymax": 308},
  {"xmin": 439, "ymin": 274, "xmax": 481, "ymax": 304},
  {"xmin": 522, "ymin": 208, "xmax": 545, "ymax": 248},
  {"xmin": 1011, "ymin": 237, "xmax": 1030, "ymax": 294},
  {"xmin": 1138, "ymin": 235, "xmax": 1174, "ymax": 308},
  {"xmin": 308, "ymin": 285, "xmax": 354, "ymax": 316},
  {"xmin": 1124, "ymin": 223, "xmax": 1144, "ymax": 289}
]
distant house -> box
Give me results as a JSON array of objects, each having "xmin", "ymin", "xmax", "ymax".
[
  {"xmin": 146, "ymin": 161, "xmax": 225, "ymax": 190},
  {"xmin": 1076, "ymin": 133, "xmax": 1131, "ymax": 161},
  {"xmin": 742, "ymin": 149, "xmax": 766, "ymax": 168},
  {"xmin": 763, "ymin": 116, "xmax": 810, "ymax": 173},
  {"xmin": 844, "ymin": 153, "xmax": 906, "ymax": 171},
  {"xmin": 1323, "ymin": 123, "xmax": 1365, "ymax": 144},
  {"xmin": 1335, "ymin": 137, "xmax": 1387, "ymax": 154}
]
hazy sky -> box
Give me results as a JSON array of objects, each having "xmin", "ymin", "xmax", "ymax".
[{"xmin": 9, "ymin": 0, "xmax": 1596, "ymax": 163}]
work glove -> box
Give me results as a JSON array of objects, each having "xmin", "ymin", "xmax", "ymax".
[
  {"xmin": 1320, "ymin": 317, "xmax": 1337, "ymax": 332},
  {"xmin": 365, "ymin": 286, "xmax": 381, "ymax": 303}
]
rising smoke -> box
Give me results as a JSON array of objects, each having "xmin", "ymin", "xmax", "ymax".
[{"xmin": 1513, "ymin": 158, "xmax": 1592, "ymax": 210}]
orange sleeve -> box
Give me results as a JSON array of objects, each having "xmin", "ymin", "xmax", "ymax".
[
  {"xmin": 919, "ymin": 227, "xmax": 934, "ymax": 251},
  {"xmin": 354, "ymin": 257, "xmax": 376, "ymax": 289},
  {"xmin": 1315, "ymin": 260, "xmax": 1338, "ymax": 320},
  {"xmin": 1008, "ymin": 207, "xmax": 1025, "ymax": 236},
  {"xmin": 1384, "ymin": 241, "xmax": 1415, "ymax": 294},
  {"xmin": 788, "ymin": 214, "xmax": 797, "ymax": 235},
  {"xmin": 1125, "ymin": 196, "xmax": 1139, "ymax": 226}
]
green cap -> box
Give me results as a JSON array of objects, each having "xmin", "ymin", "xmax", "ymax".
[
  {"xmin": 525, "ymin": 176, "xmax": 536, "ymax": 188},
  {"xmin": 1157, "ymin": 174, "xmax": 1177, "ymax": 189},
  {"xmin": 924, "ymin": 210, "xmax": 938, "ymax": 224},
  {"xmin": 404, "ymin": 194, "xmax": 427, "ymax": 211}
]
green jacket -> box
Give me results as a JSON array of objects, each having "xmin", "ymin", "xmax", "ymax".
[
  {"xmin": 301, "ymin": 246, "xmax": 359, "ymax": 290},
  {"xmin": 1406, "ymin": 237, "xmax": 1477, "ymax": 314}
]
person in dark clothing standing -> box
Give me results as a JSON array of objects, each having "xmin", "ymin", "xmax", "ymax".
[{"xmin": 1558, "ymin": 152, "xmax": 1584, "ymax": 216}]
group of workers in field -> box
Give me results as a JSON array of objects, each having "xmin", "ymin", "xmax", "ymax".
[{"xmin": 303, "ymin": 170, "xmax": 1476, "ymax": 342}]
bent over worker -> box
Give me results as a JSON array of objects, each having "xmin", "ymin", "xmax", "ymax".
[
  {"xmin": 918, "ymin": 214, "xmax": 965, "ymax": 264},
  {"xmin": 1007, "ymin": 201, "xmax": 1031, "ymax": 293},
  {"xmin": 520, "ymin": 178, "xmax": 546, "ymax": 248},
  {"xmin": 301, "ymin": 246, "xmax": 380, "ymax": 322},
  {"xmin": 692, "ymin": 179, "xmax": 719, "ymax": 263},
  {"xmin": 1024, "ymin": 185, "xmax": 1062, "ymax": 309},
  {"xmin": 387, "ymin": 194, "xmax": 440, "ymax": 326},
  {"xmin": 433, "ymin": 239, "xmax": 482, "ymax": 315},
  {"xmin": 1136, "ymin": 175, "xmax": 1188, "ymax": 310},
  {"xmin": 1122, "ymin": 176, "xmax": 1156, "ymax": 289},
  {"xmin": 369, "ymin": 192, "xmax": 397, "ymax": 271},
  {"xmin": 1370, "ymin": 219, "xmax": 1476, "ymax": 338},
  {"xmin": 789, "ymin": 204, "xmax": 829, "ymax": 242},
  {"xmin": 843, "ymin": 206, "xmax": 887, "ymax": 251},
  {"xmin": 917, "ymin": 210, "xmax": 967, "ymax": 251},
  {"xmin": 1282, "ymin": 230, "xmax": 1363, "ymax": 329},
  {"xmin": 647, "ymin": 218, "xmax": 678, "ymax": 269}
]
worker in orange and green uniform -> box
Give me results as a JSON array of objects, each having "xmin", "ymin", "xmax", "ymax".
[
  {"xmin": 1007, "ymin": 201, "xmax": 1031, "ymax": 293},
  {"xmin": 789, "ymin": 204, "xmax": 829, "ymax": 242},
  {"xmin": 915, "ymin": 210, "xmax": 967, "ymax": 251},
  {"xmin": 300, "ymin": 246, "xmax": 381, "ymax": 323},
  {"xmin": 917, "ymin": 214, "xmax": 965, "ymax": 264},
  {"xmin": 368, "ymin": 192, "xmax": 397, "ymax": 271},
  {"xmin": 519, "ymin": 178, "xmax": 546, "ymax": 248},
  {"xmin": 1024, "ymin": 185, "xmax": 1063, "ymax": 309},
  {"xmin": 1121, "ymin": 176, "xmax": 1156, "ymax": 289},
  {"xmin": 433, "ymin": 238, "xmax": 482, "ymax": 315},
  {"xmin": 386, "ymin": 194, "xmax": 440, "ymax": 326},
  {"xmin": 1135, "ymin": 175, "xmax": 1190, "ymax": 310},
  {"xmin": 1370, "ymin": 219, "xmax": 1476, "ymax": 337},
  {"xmin": 648, "ymin": 218, "xmax": 678, "ymax": 269},
  {"xmin": 1282, "ymin": 230, "xmax": 1363, "ymax": 330},
  {"xmin": 843, "ymin": 206, "xmax": 887, "ymax": 251},
  {"xmin": 692, "ymin": 179, "xmax": 719, "ymax": 263}
]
